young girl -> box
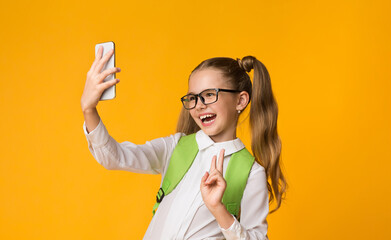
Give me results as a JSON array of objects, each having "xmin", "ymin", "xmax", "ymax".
[{"xmin": 81, "ymin": 46, "xmax": 287, "ymax": 239}]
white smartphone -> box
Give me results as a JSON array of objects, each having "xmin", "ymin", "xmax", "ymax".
[{"xmin": 95, "ymin": 41, "xmax": 116, "ymax": 100}]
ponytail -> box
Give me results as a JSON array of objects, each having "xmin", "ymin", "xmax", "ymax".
[{"xmin": 244, "ymin": 56, "xmax": 287, "ymax": 213}]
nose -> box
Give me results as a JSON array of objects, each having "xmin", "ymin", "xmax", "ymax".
[{"xmin": 194, "ymin": 95, "xmax": 206, "ymax": 110}]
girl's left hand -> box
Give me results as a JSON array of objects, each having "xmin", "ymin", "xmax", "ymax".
[{"xmin": 200, "ymin": 149, "xmax": 227, "ymax": 210}]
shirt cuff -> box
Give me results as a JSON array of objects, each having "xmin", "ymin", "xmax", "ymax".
[
  {"xmin": 219, "ymin": 214, "xmax": 246, "ymax": 239},
  {"xmin": 83, "ymin": 118, "xmax": 110, "ymax": 147}
]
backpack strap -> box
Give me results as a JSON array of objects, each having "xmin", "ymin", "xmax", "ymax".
[
  {"xmin": 152, "ymin": 133, "xmax": 255, "ymax": 221},
  {"xmin": 152, "ymin": 133, "xmax": 198, "ymax": 215},
  {"xmin": 222, "ymin": 148, "xmax": 255, "ymax": 220}
]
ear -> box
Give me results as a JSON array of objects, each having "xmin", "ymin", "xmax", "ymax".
[{"xmin": 236, "ymin": 91, "xmax": 250, "ymax": 111}]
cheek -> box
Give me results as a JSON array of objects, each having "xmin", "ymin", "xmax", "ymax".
[
  {"xmin": 189, "ymin": 110, "xmax": 198, "ymax": 122},
  {"xmin": 219, "ymin": 99, "xmax": 236, "ymax": 114},
  {"xmin": 221, "ymin": 102, "xmax": 238, "ymax": 120}
]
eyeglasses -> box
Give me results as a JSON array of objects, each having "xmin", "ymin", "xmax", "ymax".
[{"xmin": 181, "ymin": 88, "xmax": 241, "ymax": 110}]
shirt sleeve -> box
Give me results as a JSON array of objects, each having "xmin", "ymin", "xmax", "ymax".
[
  {"xmin": 83, "ymin": 117, "xmax": 184, "ymax": 174},
  {"xmin": 218, "ymin": 162, "xmax": 269, "ymax": 240}
]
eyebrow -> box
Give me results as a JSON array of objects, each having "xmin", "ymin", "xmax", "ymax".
[{"xmin": 186, "ymin": 88, "xmax": 212, "ymax": 95}]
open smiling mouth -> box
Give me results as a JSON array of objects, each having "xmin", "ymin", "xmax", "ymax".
[{"xmin": 199, "ymin": 114, "xmax": 216, "ymax": 126}]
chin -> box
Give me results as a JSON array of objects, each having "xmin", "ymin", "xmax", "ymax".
[
  {"xmin": 200, "ymin": 127, "xmax": 220, "ymax": 139},
  {"xmin": 202, "ymin": 129, "xmax": 214, "ymax": 136}
]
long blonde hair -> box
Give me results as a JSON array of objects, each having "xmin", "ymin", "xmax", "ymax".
[{"xmin": 176, "ymin": 56, "xmax": 287, "ymax": 214}]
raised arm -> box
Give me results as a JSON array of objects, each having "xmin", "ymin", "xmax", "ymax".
[
  {"xmin": 83, "ymin": 117, "xmax": 183, "ymax": 174},
  {"xmin": 81, "ymin": 45, "xmax": 183, "ymax": 174}
]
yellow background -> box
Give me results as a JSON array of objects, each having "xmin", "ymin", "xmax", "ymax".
[{"xmin": 1, "ymin": 0, "xmax": 390, "ymax": 239}]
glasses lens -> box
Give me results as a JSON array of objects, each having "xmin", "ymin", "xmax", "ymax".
[
  {"xmin": 182, "ymin": 94, "xmax": 197, "ymax": 109},
  {"xmin": 200, "ymin": 89, "xmax": 218, "ymax": 104}
]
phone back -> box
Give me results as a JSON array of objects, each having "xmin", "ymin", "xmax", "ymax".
[{"xmin": 95, "ymin": 41, "xmax": 116, "ymax": 100}]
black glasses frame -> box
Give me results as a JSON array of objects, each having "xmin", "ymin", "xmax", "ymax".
[{"xmin": 180, "ymin": 88, "xmax": 241, "ymax": 110}]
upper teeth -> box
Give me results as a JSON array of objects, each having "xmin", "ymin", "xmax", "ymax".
[{"xmin": 200, "ymin": 114, "xmax": 214, "ymax": 120}]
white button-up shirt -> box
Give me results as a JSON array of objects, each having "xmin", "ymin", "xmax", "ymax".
[{"xmin": 83, "ymin": 118, "xmax": 269, "ymax": 240}]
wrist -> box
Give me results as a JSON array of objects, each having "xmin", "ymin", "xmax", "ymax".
[
  {"xmin": 207, "ymin": 202, "xmax": 226, "ymax": 215},
  {"xmin": 82, "ymin": 107, "xmax": 97, "ymax": 114},
  {"xmin": 208, "ymin": 203, "xmax": 235, "ymax": 230}
]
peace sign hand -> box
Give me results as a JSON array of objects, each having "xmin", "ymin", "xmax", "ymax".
[{"xmin": 200, "ymin": 149, "xmax": 227, "ymax": 211}]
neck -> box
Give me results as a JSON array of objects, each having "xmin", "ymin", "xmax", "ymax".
[{"xmin": 209, "ymin": 129, "xmax": 237, "ymax": 143}]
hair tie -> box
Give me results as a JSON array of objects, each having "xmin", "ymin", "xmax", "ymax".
[
  {"xmin": 236, "ymin": 58, "xmax": 244, "ymax": 71},
  {"xmin": 237, "ymin": 56, "xmax": 256, "ymax": 73}
]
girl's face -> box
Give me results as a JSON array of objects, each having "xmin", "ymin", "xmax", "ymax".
[{"xmin": 188, "ymin": 68, "xmax": 240, "ymax": 142}]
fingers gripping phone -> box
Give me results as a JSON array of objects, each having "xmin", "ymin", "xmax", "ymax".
[{"xmin": 95, "ymin": 41, "xmax": 116, "ymax": 100}]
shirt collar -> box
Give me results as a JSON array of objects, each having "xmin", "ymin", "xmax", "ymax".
[{"xmin": 195, "ymin": 130, "xmax": 245, "ymax": 156}]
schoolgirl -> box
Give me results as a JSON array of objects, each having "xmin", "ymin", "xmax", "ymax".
[{"xmin": 81, "ymin": 46, "xmax": 287, "ymax": 239}]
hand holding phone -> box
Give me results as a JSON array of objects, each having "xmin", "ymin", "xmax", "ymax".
[{"xmin": 81, "ymin": 41, "xmax": 121, "ymax": 112}]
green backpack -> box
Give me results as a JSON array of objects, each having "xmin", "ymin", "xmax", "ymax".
[{"xmin": 152, "ymin": 133, "xmax": 254, "ymax": 220}]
